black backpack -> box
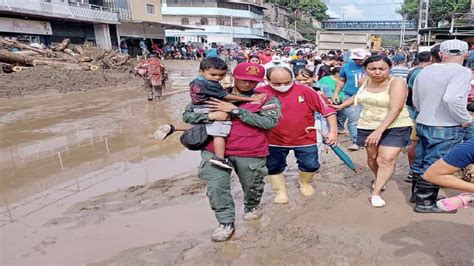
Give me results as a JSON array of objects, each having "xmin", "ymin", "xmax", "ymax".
[{"xmin": 180, "ymin": 124, "xmax": 211, "ymax": 151}]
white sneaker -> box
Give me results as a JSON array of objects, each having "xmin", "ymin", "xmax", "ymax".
[
  {"xmin": 153, "ymin": 125, "xmax": 174, "ymax": 141},
  {"xmin": 243, "ymin": 207, "xmax": 262, "ymax": 221},
  {"xmin": 211, "ymin": 223, "xmax": 235, "ymax": 242},
  {"xmin": 370, "ymin": 195, "xmax": 386, "ymax": 207},
  {"xmin": 348, "ymin": 143, "xmax": 360, "ymax": 151}
]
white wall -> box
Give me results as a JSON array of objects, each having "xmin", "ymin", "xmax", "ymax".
[{"xmin": 93, "ymin": 24, "xmax": 112, "ymax": 49}]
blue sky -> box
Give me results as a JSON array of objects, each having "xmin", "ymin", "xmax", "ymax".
[{"xmin": 323, "ymin": 0, "xmax": 404, "ymax": 21}]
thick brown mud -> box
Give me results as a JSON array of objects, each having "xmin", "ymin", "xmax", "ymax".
[{"xmin": 1, "ymin": 60, "xmax": 473, "ymax": 265}]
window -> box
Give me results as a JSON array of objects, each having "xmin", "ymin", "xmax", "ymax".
[
  {"xmin": 146, "ymin": 4, "xmax": 155, "ymax": 14},
  {"xmin": 200, "ymin": 18, "xmax": 209, "ymax": 25},
  {"xmin": 181, "ymin": 17, "xmax": 190, "ymax": 25}
]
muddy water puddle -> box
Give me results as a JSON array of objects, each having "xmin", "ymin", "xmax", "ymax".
[
  {"xmin": 0, "ymin": 61, "xmax": 210, "ymax": 264},
  {"xmin": 0, "ymin": 60, "xmax": 201, "ymax": 219}
]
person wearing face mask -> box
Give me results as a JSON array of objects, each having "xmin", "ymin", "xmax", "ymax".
[{"xmin": 258, "ymin": 66, "xmax": 338, "ymax": 204}]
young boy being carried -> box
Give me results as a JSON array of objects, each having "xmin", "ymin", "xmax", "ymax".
[{"xmin": 154, "ymin": 57, "xmax": 263, "ymax": 169}]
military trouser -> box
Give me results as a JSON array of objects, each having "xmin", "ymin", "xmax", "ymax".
[
  {"xmin": 198, "ymin": 150, "xmax": 268, "ymax": 223},
  {"xmin": 143, "ymin": 78, "xmax": 163, "ymax": 100}
]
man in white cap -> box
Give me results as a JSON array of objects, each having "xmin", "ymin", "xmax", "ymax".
[
  {"xmin": 264, "ymin": 55, "xmax": 290, "ymax": 70},
  {"xmin": 332, "ymin": 48, "xmax": 370, "ymax": 151},
  {"xmin": 411, "ymin": 39, "xmax": 473, "ymax": 213}
]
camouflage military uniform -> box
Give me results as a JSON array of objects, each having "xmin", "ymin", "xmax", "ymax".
[{"xmin": 182, "ymin": 95, "xmax": 281, "ymax": 223}]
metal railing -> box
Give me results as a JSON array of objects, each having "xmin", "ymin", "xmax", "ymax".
[
  {"xmin": 0, "ymin": 0, "xmax": 119, "ymax": 23},
  {"xmin": 323, "ymin": 20, "xmax": 417, "ymax": 30}
]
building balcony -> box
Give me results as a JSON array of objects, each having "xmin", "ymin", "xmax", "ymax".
[
  {"xmin": 0, "ymin": 0, "xmax": 119, "ymax": 24},
  {"xmin": 162, "ymin": 5, "xmax": 263, "ymax": 20},
  {"xmin": 165, "ymin": 25, "xmax": 264, "ymax": 38}
]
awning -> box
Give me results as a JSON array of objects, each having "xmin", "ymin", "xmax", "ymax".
[
  {"xmin": 160, "ymin": 22, "xmax": 203, "ymax": 31},
  {"xmin": 232, "ymin": 33, "xmax": 266, "ymax": 39}
]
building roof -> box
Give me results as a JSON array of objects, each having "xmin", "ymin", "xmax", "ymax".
[{"xmin": 222, "ymin": 0, "xmax": 267, "ymax": 9}]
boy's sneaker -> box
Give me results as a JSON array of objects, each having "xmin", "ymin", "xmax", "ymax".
[
  {"xmin": 153, "ymin": 125, "xmax": 175, "ymax": 141},
  {"xmin": 211, "ymin": 223, "xmax": 235, "ymax": 242},
  {"xmin": 209, "ymin": 156, "xmax": 233, "ymax": 170},
  {"xmin": 348, "ymin": 144, "xmax": 360, "ymax": 151},
  {"xmin": 243, "ymin": 206, "xmax": 262, "ymax": 221}
]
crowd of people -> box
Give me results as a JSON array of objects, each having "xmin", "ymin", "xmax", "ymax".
[{"xmin": 147, "ymin": 39, "xmax": 473, "ymax": 242}]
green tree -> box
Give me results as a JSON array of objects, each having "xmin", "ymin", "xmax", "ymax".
[
  {"xmin": 265, "ymin": 0, "xmax": 329, "ymax": 21},
  {"xmin": 398, "ymin": 0, "xmax": 471, "ymax": 26},
  {"xmin": 298, "ymin": 0, "xmax": 329, "ymax": 20}
]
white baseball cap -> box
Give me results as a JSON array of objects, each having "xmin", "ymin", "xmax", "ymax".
[
  {"xmin": 350, "ymin": 48, "xmax": 370, "ymax": 60},
  {"xmin": 440, "ymin": 39, "xmax": 469, "ymax": 56}
]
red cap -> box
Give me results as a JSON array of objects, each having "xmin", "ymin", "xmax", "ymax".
[{"xmin": 233, "ymin": 62, "xmax": 265, "ymax": 82}]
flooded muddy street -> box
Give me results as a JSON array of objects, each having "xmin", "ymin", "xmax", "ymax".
[{"xmin": 1, "ymin": 60, "xmax": 474, "ymax": 265}]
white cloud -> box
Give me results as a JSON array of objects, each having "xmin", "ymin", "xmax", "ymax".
[
  {"xmin": 326, "ymin": 9, "xmax": 341, "ymax": 19},
  {"xmin": 340, "ymin": 4, "xmax": 365, "ymax": 20}
]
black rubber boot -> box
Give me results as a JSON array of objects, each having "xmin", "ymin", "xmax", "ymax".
[
  {"xmin": 414, "ymin": 178, "xmax": 456, "ymax": 214},
  {"xmin": 409, "ymin": 172, "xmax": 421, "ymax": 203}
]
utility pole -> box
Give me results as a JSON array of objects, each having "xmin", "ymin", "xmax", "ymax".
[
  {"xmin": 400, "ymin": 19, "xmax": 406, "ymax": 47},
  {"xmin": 417, "ymin": 0, "xmax": 430, "ymax": 45},
  {"xmin": 231, "ymin": 16, "xmax": 234, "ymax": 43},
  {"xmin": 340, "ymin": 8, "xmax": 348, "ymax": 20}
]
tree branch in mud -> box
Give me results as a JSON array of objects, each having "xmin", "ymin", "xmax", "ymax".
[{"xmin": 0, "ymin": 37, "xmax": 130, "ymax": 71}]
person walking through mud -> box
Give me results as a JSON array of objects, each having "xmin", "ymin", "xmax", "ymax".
[
  {"xmin": 155, "ymin": 58, "xmax": 264, "ymax": 170},
  {"xmin": 333, "ymin": 55, "xmax": 413, "ymax": 208},
  {"xmin": 332, "ymin": 49, "xmax": 371, "ymax": 151},
  {"xmin": 183, "ymin": 62, "xmax": 281, "ymax": 242},
  {"xmin": 134, "ymin": 54, "xmax": 167, "ymax": 101},
  {"xmin": 410, "ymin": 39, "xmax": 472, "ymax": 213},
  {"xmin": 258, "ymin": 66, "xmax": 338, "ymax": 204}
]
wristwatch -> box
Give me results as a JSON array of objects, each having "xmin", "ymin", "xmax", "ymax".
[{"xmin": 230, "ymin": 108, "xmax": 242, "ymax": 117}]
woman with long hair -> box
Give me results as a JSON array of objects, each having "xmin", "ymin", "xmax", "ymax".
[{"xmin": 334, "ymin": 55, "xmax": 413, "ymax": 207}]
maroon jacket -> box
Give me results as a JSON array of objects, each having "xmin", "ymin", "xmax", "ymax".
[{"xmin": 205, "ymin": 92, "xmax": 272, "ymax": 157}]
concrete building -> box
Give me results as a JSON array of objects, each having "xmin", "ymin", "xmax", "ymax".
[
  {"xmin": 162, "ymin": 0, "xmax": 266, "ymax": 46},
  {"xmin": 0, "ymin": 0, "xmax": 120, "ymax": 49},
  {"xmin": 116, "ymin": 0, "xmax": 165, "ymax": 43},
  {"xmin": 115, "ymin": 0, "xmax": 197, "ymax": 55},
  {"xmin": 262, "ymin": 3, "xmax": 306, "ymax": 43}
]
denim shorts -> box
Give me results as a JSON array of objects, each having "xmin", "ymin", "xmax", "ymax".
[
  {"xmin": 356, "ymin": 127, "xmax": 411, "ymax": 148},
  {"xmin": 266, "ymin": 145, "xmax": 320, "ymax": 175}
]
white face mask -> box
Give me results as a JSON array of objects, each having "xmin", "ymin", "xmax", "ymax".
[{"xmin": 270, "ymin": 82, "xmax": 293, "ymax": 93}]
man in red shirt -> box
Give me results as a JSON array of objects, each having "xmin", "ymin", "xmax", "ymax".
[
  {"xmin": 259, "ymin": 48, "xmax": 273, "ymax": 65},
  {"xmin": 259, "ymin": 66, "xmax": 338, "ymax": 204}
]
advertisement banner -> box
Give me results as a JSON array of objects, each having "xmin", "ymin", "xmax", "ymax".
[{"xmin": 0, "ymin": 17, "xmax": 52, "ymax": 35}]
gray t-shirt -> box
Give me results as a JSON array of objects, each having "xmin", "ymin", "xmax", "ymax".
[{"xmin": 413, "ymin": 63, "xmax": 472, "ymax": 126}]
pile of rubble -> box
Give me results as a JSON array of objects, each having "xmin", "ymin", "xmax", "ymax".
[{"xmin": 0, "ymin": 38, "xmax": 130, "ymax": 73}]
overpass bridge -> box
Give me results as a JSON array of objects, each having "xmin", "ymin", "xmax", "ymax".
[{"xmin": 322, "ymin": 20, "xmax": 418, "ymax": 36}]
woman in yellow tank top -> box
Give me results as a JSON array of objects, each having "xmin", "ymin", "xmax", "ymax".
[{"xmin": 334, "ymin": 55, "xmax": 412, "ymax": 207}]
